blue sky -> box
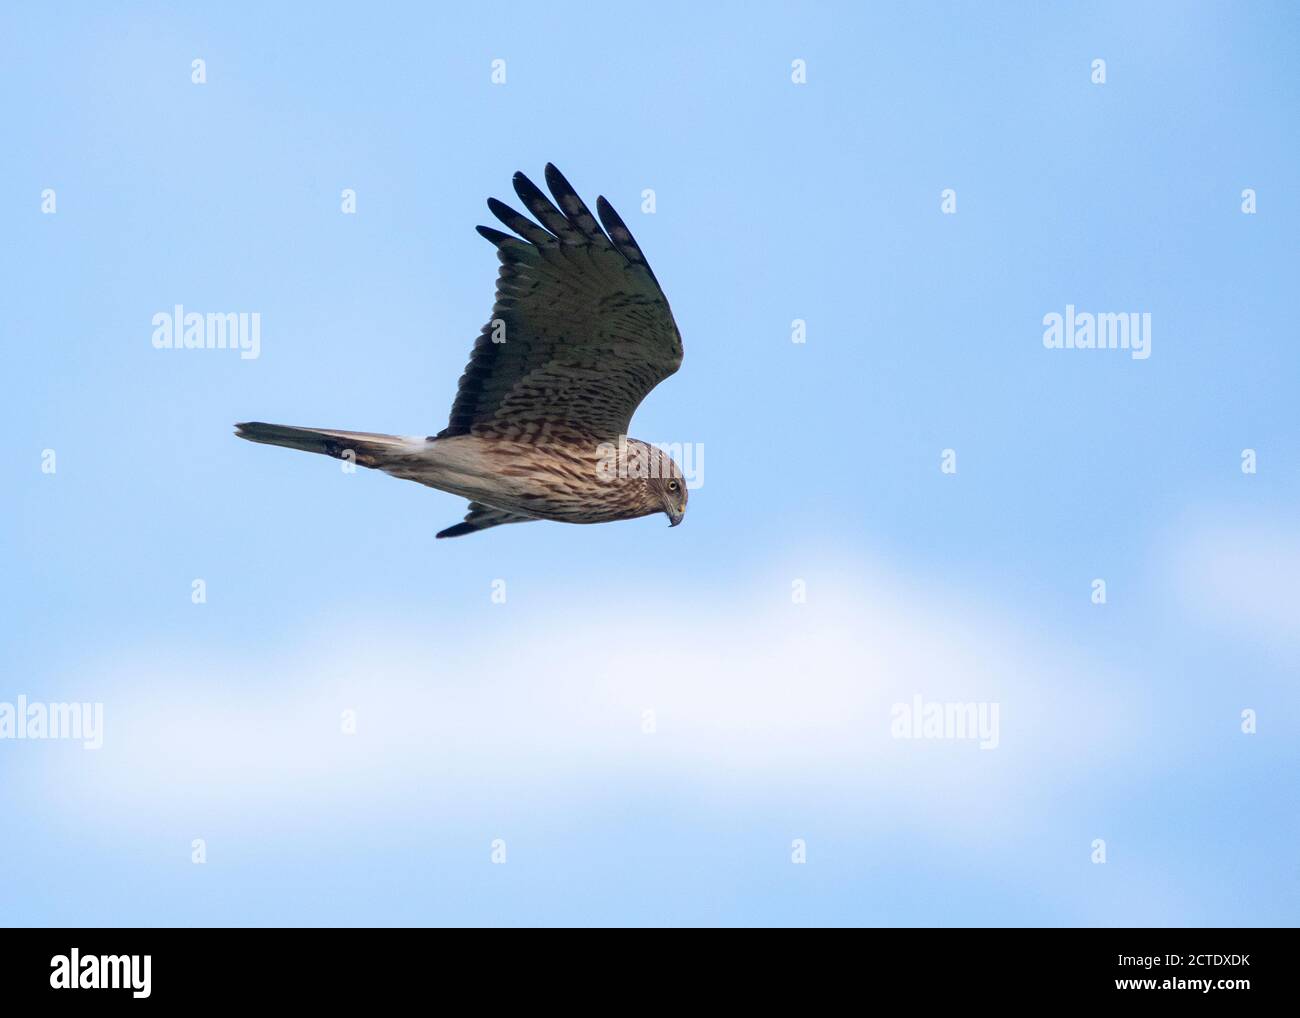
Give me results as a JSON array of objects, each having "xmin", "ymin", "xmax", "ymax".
[{"xmin": 1, "ymin": 1, "xmax": 1297, "ymax": 926}]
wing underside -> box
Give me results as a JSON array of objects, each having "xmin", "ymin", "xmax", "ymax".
[
  {"xmin": 435, "ymin": 501, "xmax": 536, "ymax": 539},
  {"xmin": 437, "ymin": 164, "xmax": 682, "ymax": 442}
]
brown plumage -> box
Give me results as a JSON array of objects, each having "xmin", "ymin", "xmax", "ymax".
[{"xmin": 236, "ymin": 165, "xmax": 688, "ymax": 538}]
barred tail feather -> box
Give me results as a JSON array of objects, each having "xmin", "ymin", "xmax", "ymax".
[{"xmin": 234, "ymin": 422, "xmax": 410, "ymax": 469}]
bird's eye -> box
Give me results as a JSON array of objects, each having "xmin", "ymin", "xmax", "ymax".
[{"xmin": 668, "ymin": 481, "xmax": 679, "ymax": 492}]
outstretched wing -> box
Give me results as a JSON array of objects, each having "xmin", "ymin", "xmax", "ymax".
[
  {"xmin": 436, "ymin": 501, "xmax": 536, "ymax": 539},
  {"xmin": 436, "ymin": 164, "xmax": 682, "ymax": 442}
]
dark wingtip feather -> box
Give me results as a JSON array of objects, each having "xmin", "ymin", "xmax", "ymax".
[
  {"xmin": 436, "ymin": 522, "xmax": 476, "ymax": 539},
  {"xmin": 543, "ymin": 164, "xmax": 605, "ymax": 242},
  {"xmin": 542, "ymin": 162, "xmax": 572, "ymax": 196},
  {"xmin": 486, "ymin": 196, "xmax": 555, "ymax": 245},
  {"xmin": 476, "ymin": 224, "xmax": 513, "ymax": 245},
  {"xmin": 595, "ymin": 195, "xmax": 659, "ymax": 284},
  {"xmin": 511, "ymin": 170, "xmax": 576, "ymax": 240},
  {"xmin": 512, "ymin": 170, "xmax": 539, "ymax": 198},
  {"xmin": 595, "ymin": 195, "xmax": 621, "ymax": 227}
]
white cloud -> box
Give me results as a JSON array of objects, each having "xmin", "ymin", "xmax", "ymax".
[{"xmin": 35, "ymin": 557, "xmax": 1146, "ymax": 838}]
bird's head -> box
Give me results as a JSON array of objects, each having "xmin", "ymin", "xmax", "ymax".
[
  {"xmin": 648, "ymin": 457, "xmax": 688, "ymax": 527},
  {"xmin": 613, "ymin": 438, "xmax": 688, "ymax": 527}
]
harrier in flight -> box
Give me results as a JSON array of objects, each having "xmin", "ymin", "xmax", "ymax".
[{"xmin": 237, "ymin": 165, "xmax": 687, "ymax": 538}]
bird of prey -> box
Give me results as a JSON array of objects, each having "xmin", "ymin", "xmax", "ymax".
[{"xmin": 236, "ymin": 164, "xmax": 688, "ymax": 538}]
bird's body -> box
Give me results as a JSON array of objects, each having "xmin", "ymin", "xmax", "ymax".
[
  {"xmin": 234, "ymin": 425, "xmax": 679, "ymax": 531},
  {"xmin": 236, "ymin": 164, "xmax": 688, "ymax": 538}
]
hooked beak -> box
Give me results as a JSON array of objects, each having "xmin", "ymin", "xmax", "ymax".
[{"xmin": 663, "ymin": 495, "xmax": 685, "ymax": 527}]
